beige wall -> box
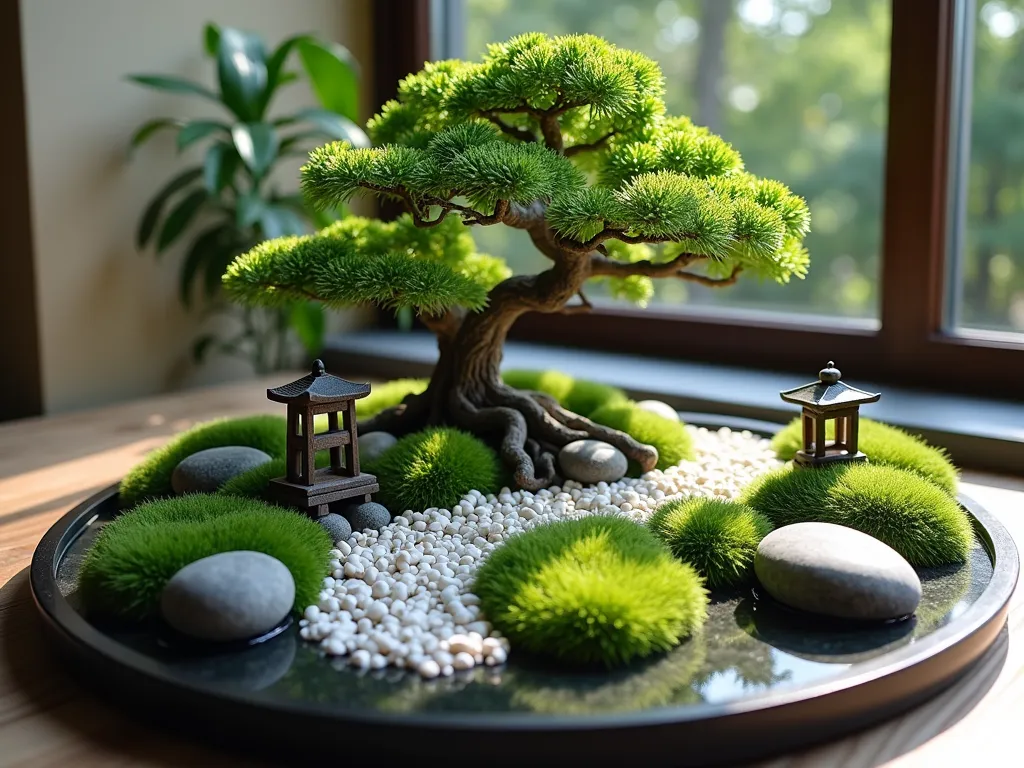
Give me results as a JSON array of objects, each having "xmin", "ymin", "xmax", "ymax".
[{"xmin": 19, "ymin": 0, "xmax": 372, "ymax": 414}]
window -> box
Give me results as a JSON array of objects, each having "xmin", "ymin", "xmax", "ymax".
[
  {"xmin": 376, "ymin": 0, "xmax": 1023, "ymax": 398},
  {"xmin": 948, "ymin": 0, "xmax": 1024, "ymax": 337}
]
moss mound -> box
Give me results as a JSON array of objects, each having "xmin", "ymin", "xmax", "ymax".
[
  {"xmin": 771, "ymin": 417, "xmax": 958, "ymax": 495},
  {"xmin": 356, "ymin": 378, "xmax": 429, "ymax": 420},
  {"xmin": 743, "ymin": 463, "xmax": 973, "ymax": 566},
  {"xmin": 475, "ymin": 516, "xmax": 707, "ymax": 667},
  {"xmin": 367, "ymin": 427, "xmax": 500, "ymax": 512},
  {"xmin": 648, "ymin": 499, "xmax": 773, "ymax": 588},
  {"xmin": 119, "ymin": 415, "xmax": 287, "ymax": 506},
  {"xmin": 79, "ymin": 494, "xmax": 331, "ymax": 620},
  {"xmin": 589, "ymin": 401, "xmax": 695, "ymax": 471},
  {"xmin": 501, "ymin": 369, "xmax": 628, "ymax": 417},
  {"xmin": 219, "ymin": 452, "xmax": 332, "ymax": 500}
]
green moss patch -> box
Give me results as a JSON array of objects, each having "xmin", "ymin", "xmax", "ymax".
[
  {"xmin": 589, "ymin": 401, "xmax": 695, "ymax": 471},
  {"xmin": 219, "ymin": 451, "xmax": 331, "ymax": 500},
  {"xmin": 366, "ymin": 427, "xmax": 500, "ymax": 512},
  {"xmin": 476, "ymin": 517, "xmax": 707, "ymax": 666},
  {"xmin": 648, "ymin": 499, "xmax": 773, "ymax": 588},
  {"xmin": 119, "ymin": 415, "xmax": 287, "ymax": 506},
  {"xmin": 742, "ymin": 463, "xmax": 973, "ymax": 566},
  {"xmin": 79, "ymin": 494, "xmax": 331, "ymax": 620},
  {"xmin": 771, "ymin": 417, "xmax": 958, "ymax": 495},
  {"xmin": 356, "ymin": 378, "xmax": 429, "ymax": 420},
  {"xmin": 501, "ymin": 369, "xmax": 628, "ymax": 417}
]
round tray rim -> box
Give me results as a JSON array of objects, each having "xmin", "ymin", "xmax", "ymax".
[{"xmin": 28, "ymin": 415, "xmax": 1020, "ymax": 737}]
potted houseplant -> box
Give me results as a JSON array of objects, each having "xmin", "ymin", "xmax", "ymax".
[{"xmin": 129, "ymin": 23, "xmax": 369, "ymax": 372}]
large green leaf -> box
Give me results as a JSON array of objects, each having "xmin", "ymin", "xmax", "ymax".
[
  {"xmin": 262, "ymin": 34, "xmax": 305, "ymax": 113},
  {"xmin": 136, "ymin": 167, "xmax": 203, "ymax": 249},
  {"xmin": 157, "ymin": 189, "xmax": 208, "ymax": 252},
  {"xmin": 177, "ymin": 120, "xmax": 230, "ymax": 151},
  {"xmin": 258, "ymin": 205, "xmax": 307, "ymax": 239},
  {"xmin": 130, "ymin": 118, "xmax": 182, "ymax": 149},
  {"xmin": 236, "ymin": 189, "xmax": 265, "ymax": 228},
  {"xmin": 289, "ymin": 301, "xmax": 325, "ymax": 356},
  {"xmin": 216, "ymin": 28, "xmax": 268, "ymax": 121},
  {"xmin": 296, "ymin": 39, "xmax": 360, "ymax": 123},
  {"xmin": 203, "ymin": 141, "xmax": 239, "ymax": 193},
  {"xmin": 127, "ymin": 75, "xmax": 220, "ymax": 104},
  {"xmin": 232, "ymin": 122, "xmax": 278, "ymax": 178},
  {"xmin": 180, "ymin": 224, "xmax": 230, "ymax": 306},
  {"xmin": 292, "ymin": 107, "xmax": 369, "ymax": 147},
  {"xmin": 203, "ymin": 23, "xmax": 220, "ymax": 57}
]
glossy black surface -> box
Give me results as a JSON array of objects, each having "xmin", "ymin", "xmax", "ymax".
[{"xmin": 54, "ymin": 500, "xmax": 991, "ymax": 715}]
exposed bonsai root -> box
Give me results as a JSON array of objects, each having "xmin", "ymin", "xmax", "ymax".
[
  {"xmin": 359, "ymin": 391, "xmax": 431, "ymax": 437},
  {"xmin": 531, "ymin": 391, "xmax": 659, "ymax": 472},
  {"xmin": 449, "ymin": 389, "xmax": 557, "ymax": 490}
]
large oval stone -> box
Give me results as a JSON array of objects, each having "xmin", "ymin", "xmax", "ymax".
[
  {"xmin": 558, "ymin": 439, "xmax": 628, "ymax": 484},
  {"xmin": 635, "ymin": 400, "xmax": 680, "ymax": 422},
  {"xmin": 755, "ymin": 522, "xmax": 921, "ymax": 621},
  {"xmin": 343, "ymin": 501, "xmax": 391, "ymax": 532},
  {"xmin": 360, "ymin": 432, "xmax": 397, "ymax": 463},
  {"xmin": 171, "ymin": 446, "xmax": 272, "ymax": 494},
  {"xmin": 160, "ymin": 551, "xmax": 294, "ymax": 642}
]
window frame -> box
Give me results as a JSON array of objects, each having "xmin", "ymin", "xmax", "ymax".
[{"xmin": 372, "ymin": 0, "xmax": 1024, "ymax": 400}]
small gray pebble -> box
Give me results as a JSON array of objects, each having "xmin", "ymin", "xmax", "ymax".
[
  {"xmin": 171, "ymin": 446, "xmax": 272, "ymax": 494},
  {"xmin": 319, "ymin": 512, "xmax": 353, "ymax": 543},
  {"xmin": 558, "ymin": 439, "xmax": 628, "ymax": 484},
  {"xmin": 160, "ymin": 551, "xmax": 294, "ymax": 642},
  {"xmin": 635, "ymin": 399, "xmax": 680, "ymax": 422},
  {"xmin": 344, "ymin": 501, "xmax": 391, "ymax": 532},
  {"xmin": 360, "ymin": 432, "xmax": 398, "ymax": 463},
  {"xmin": 755, "ymin": 522, "xmax": 922, "ymax": 621}
]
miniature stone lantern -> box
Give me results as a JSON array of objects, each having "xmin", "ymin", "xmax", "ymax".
[
  {"xmin": 779, "ymin": 361, "xmax": 880, "ymax": 468},
  {"xmin": 266, "ymin": 359, "xmax": 379, "ymax": 517}
]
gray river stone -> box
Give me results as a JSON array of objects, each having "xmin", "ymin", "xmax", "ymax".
[
  {"xmin": 344, "ymin": 501, "xmax": 392, "ymax": 532},
  {"xmin": 171, "ymin": 446, "xmax": 272, "ymax": 494},
  {"xmin": 319, "ymin": 512, "xmax": 353, "ymax": 543},
  {"xmin": 558, "ymin": 439, "xmax": 629, "ymax": 484},
  {"xmin": 360, "ymin": 432, "xmax": 398, "ymax": 463},
  {"xmin": 160, "ymin": 551, "xmax": 294, "ymax": 642},
  {"xmin": 635, "ymin": 400, "xmax": 680, "ymax": 422},
  {"xmin": 754, "ymin": 522, "xmax": 921, "ymax": 621}
]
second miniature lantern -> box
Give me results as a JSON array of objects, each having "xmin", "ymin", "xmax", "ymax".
[
  {"xmin": 780, "ymin": 361, "xmax": 880, "ymax": 468},
  {"xmin": 266, "ymin": 359, "xmax": 379, "ymax": 517}
]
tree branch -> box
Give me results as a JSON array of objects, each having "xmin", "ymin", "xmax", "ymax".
[
  {"xmin": 538, "ymin": 114, "xmax": 563, "ymax": 152},
  {"xmin": 589, "ymin": 252, "xmax": 742, "ymax": 286},
  {"xmin": 564, "ymin": 131, "xmax": 616, "ymax": 157},
  {"xmin": 480, "ymin": 112, "xmax": 537, "ymax": 143},
  {"xmin": 559, "ymin": 290, "xmax": 593, "ymax": 314},
  {"xmin": 589, "ymin": 251, "xmax": 702, "ymax": 278}
]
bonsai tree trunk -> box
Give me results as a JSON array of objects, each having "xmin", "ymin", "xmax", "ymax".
[{"xmin": 361, "ymin": 240, "xmax": 658, "ymax": 491}]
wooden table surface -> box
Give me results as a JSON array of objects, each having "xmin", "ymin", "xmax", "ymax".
[{"xmin": 0, "ymin": 376, "xmax": 1021, "ymax": 767}]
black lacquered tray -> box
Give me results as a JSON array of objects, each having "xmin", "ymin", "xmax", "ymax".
[{"xmin": 30, "ymin": 417, "xmax": 1019, "ymax": 766}]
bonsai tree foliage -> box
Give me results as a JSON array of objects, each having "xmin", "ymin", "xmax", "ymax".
[{"xmin": 225, "ymin": 34, "xmax": 811, "ymax": 490}]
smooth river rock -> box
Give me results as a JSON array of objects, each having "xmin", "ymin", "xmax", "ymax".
[
  {"xmin": 171, "ymin": 446, "xmax": 272, "ymax": 494},
  {"xmin": 160, "ymin": 551, "xmax": 294, "ymax": 642},
  {"xmin": 319, "ymin": 512, "xmax": 353, "ymax": 543},
  {"xmin": 635, "ymin": 400, "xmax": 680, "ymax": 422},
  {"xmin": 558, "ymin": 439, "xmax": 628, "ymax": 484},
  {"xmin": 360, "ymin": 432, "xmax": 398, "ymax": 463},
  {"xmin": 754, "ymin": 523, "xmax": 921, "ymax": 621},
  {"xmin": 344, "ymin": 501, "xmax": 391, "ymax": 532}
]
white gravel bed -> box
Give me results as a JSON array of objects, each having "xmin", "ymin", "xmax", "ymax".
[{"xmin": 299, "ymin": 426, "xmax": 782, "ymax": 678}]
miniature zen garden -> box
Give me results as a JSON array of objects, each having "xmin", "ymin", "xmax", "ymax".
[{"xmin": 77, "ymin": 35, "xmax": 976, "ymax": 687}]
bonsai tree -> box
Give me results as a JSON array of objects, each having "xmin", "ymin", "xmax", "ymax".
[{"xmin": 224, "ymin": 33, "xmax": 811, "ymax": 490}]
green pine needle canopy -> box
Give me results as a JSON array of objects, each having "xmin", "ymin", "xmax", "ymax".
[{"xmin": 222, "ymin": 33, "xmax": 813, "ymax": 491}]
